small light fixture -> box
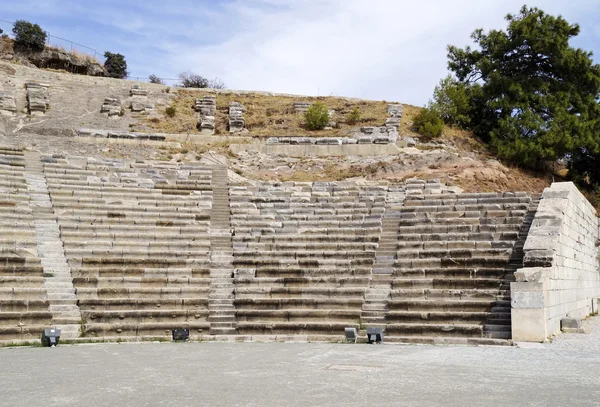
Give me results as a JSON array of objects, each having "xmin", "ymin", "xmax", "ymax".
[
  {"xmin": 172, "ymin": 328, "xmax": 190, "ymax": 342},
  {"xmin": 344, "ymin": 327, "xmax": 358, "ymax": 343},
  {"xmin": 366, "ymin": 327, "xmax": 383, "ymax": 344},
  {"xmin": 41, "ymin": 328, "xmax": 61, "ymax": 347}
]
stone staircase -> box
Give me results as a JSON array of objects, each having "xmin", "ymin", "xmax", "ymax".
[
  {"xmin": 208, "ymin": 166, "xmax": 237, "ymax": 335},
  {"xmin": 360, "ymin": 214, "xmax": 401, "ymax": 330},
  {"xmin": 24, "ymin": 152, "xmax": 81, "ymax": 339}
]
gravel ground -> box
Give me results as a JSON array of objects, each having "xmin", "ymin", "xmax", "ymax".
[{"xmin": 546, "ymin": 314, "xmax": 600, "ymax": 351}]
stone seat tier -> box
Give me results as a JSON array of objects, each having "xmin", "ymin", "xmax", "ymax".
[
  {"xmin": 0, "ymin": 299, "xmax": 50, "ymax": 312},
  {"xmin": 232, "ymin": 234, "xmax": 380, "ymax": 243},
  {"xmin": 398, "ymin": 203, "xmax": 530, "ymax": 213},
  {"xmin": 392, "ymin": 248, "xmax": 513, "ymax": 259},
  {"xmin": 65, "ymin": 249, "xmax": 211, "ymax": 260},
  {"xmin": 403, "ymin": 196, "xmax": 531, "ymax": 206},
  {"xmin": 0, "ymin": 288, "xmax": 48, "ymax": 299},
  {"xmin": 232, "ymin": 228, "xmax": 381, "ymax": 236},
  {"xmin": 234, "ymin": 276, "xmax": 370, "ymax": 287},
  {"xmin": 59, "ymin": 224, "xmax": 210, "ymax": 233},
  {"xmin": 73, "ymin": 276, "xmax": 211, "ymax": 287},
  {"xmin": 52, "ymin": 196, "xmax": 211, "ymax": 207},
  {"xmin": 235, "ymin": 258, "xmax": 373, "ymax": 267},
  {"xmin": 0, "ymin": 325, "xmax": 52, "ymax": 340},
  {"xmin": 387, "ymin": 299, "xmax": 510, "ymax": 312},
  {"xmin": 392, "ymin": 241, "xmax": 514, "ymax": 251},
  {"xmin": 392, "ymin": 278, "xmax": 507, "ymax": 290},
  {"xmin": 61, "ymin": 231, "xmax": 213, "ymax": 241},
  {"xmin": 57, "ymin": 216, "xmax": 209, "ymax": 226},
  {"xmin": 72, "ymin": 267, "xmax": 210, "ymax": 278},
  {"xmin": 236, "ymin": 309, "xmax": 360, "ymax": 322},
  {"xmin": 235, "ymin": 242, "xmax": 379, "ymax": 251},
  {"xmin": 248, "ymin": 267, "xmax": 372, "ymax": 278},
  {"xmin": 54, "ymin": 204, "xmax": 211, "ymax": 214},
  {"xmin": 384, "ymin": 323, "xmax": 484, "ymax": 338},
  {"xmin": 233, "ymin": 250, "xmax": 376, "ymax": 259},
  {"xmin": 63, "ymin": 241, "xmax": 211, "ymax": 251},
  {"xmin": 236, "ymin": 322, "xmax": 359, "ymax": 335},
  {"xmin": 396, "ymin": 222, "xmax": 522, "ymax": 234},
  {"xmin": 49, "ymin": 190, "xmax": 212, "ymax": 200},
  {"xmin": 234, "ymin": 298, "xmax": 363, "ymax": 310},
  {"xmin": 393, "ymin": 231, "xmax": 520, "ymax": 242},
  {"xmin": 73, "ymin": 258, "xmax": 211, "ymax": 267},
  {"xmin": 392, "ymin": 257, "xmax": 517, "ymax": 270},
  {"xmin": 0, "ymin": 194, "xmax": 31, "ymax": 203},
  {"xmin": 78, "ymin": 298, "xmax": 208, "ymax": 310},
  {"xmin": 231, "ymin": 220, "xmax": 381, "ymax": 228},
  {"xmin": 234, "ymin": 287, "xmax": 366, "ymax": 298},
  {"xmin": 47, "ymin": 183, "xmax": 212, "ymax": 193},
  {"xmin": 0, "ymin": 264, "xmax": 45, "ymax": 276},
  {"xmin": 0, "ymin": 311, "xmax": 53, "ymax": 324},
  {"xmin": 76, "ymin": 287, "xmax": 209, "ymax": 299},
  {"xmin": 82, "ymin": 309, "xmax": 209, "ymax": 323},
  {"xmin": 396, "ymin": 217, "xmax": 524, "ymax": 227},
  {"xmin": 0, "ymin": 276, "xmax": 46, "ymax": 287},
  {"xmin": 386, "ymin": 311, "xmax": 510, "ymax": 324},
  {"xmin": 389, "ymin": 288, "xmax": 509, "ymax": 301},
  {"xmin": 82, "ymin": 321, "xmax": 210, "ymax": 337},
  {"xmin": 393, "ymin": 267, "xmax": 514, "ymax": 279}
]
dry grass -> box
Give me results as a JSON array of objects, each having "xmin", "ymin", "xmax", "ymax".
[{"xmin": 142, "ymin": 89, "xmax": 392, "ymax": 137}]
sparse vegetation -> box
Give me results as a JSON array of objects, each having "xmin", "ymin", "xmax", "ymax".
[
  {"xmin": 304, "ymin": 102, "xmax": 330, "ymax": 130},
  {"xmin": 142, "ymin": 89, "xmax": 389, "ymax": 137},
  {"xmin": 165, "ymin": 106, "xmax": 176, "ymax": 117},
  {"xmin": 149, "ymin": 74, "xmax": 164, "ymax": 84},
  {"xmin": 347, "ymin": 107, "xmax": 361, "ymax": 125},
  {"xmin": 103, "ymin": 51, "xmax": 128, "ymax": 79},
  {"xmin": 177, "ymin": 71, "xmax": 226, "ymax": 89},
  {"xmin": 412, "ymin": 107, "xmax": 444, "ymax": 139},
  {"xmin": 12, "ymin": 20, "xmax": 46, "ymax": 52},
  {"xmin": 429, "ymin": 75, "xmax": 471, "ymax": 128}
]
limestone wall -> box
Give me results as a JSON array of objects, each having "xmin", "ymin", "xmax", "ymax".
[{"xmin": 511, "ymin": 182, "xmax": 600, "ymax": 342}]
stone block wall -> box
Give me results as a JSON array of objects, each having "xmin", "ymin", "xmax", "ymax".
[{"xmin": 511, "ymin": 182, "xmax": 600, "ymax": 341}]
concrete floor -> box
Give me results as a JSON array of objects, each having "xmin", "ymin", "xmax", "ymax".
[{"xmin": 2, "ymin": 340, "xmax": 600, "ymax": 407}]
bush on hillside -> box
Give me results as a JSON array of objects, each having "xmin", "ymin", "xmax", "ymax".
[
  {"xmin": 149, "ymin": 74, "xmax": 164, "ymax": 84},
  {"xmin": 304, "ymin": 102, "xmax": 330, "ymax": 130},
  {"xmin": 178, "ymin": 71, "xmax": 208, "ymax": 88},
  {"xmin": 165, "ymin": 106, "xmax": 176, "ymax": 117},
  {"xmin": 413, "ymin": 108, "xmax": 444, "ymax": 139},
  {"xmin": 12, "ymin": 20, "xmax": 46, "ymax": 52},
  {"xmin": 104, "ymin": 51, "xmax": 128, "ymax": 79},
  {"xmin": 347, "ymin": 107, "xmax": 361, "ymax": 125},
  {"xmin": 429, "ymin": 75, "xmax": 472, "ymax": 128}
]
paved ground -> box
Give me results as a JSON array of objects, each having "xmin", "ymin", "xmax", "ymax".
[{"xmin": 3, "ymin": 318, "xmax": 600, "ymax": 407}]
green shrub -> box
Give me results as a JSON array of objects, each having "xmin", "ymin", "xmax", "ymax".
[
  {"xmin": 148, "ymin": 74, "xmax": 164, "ymax": 85},
  {"xmin": 429, "ymin": 75, "xmax": 472, "ymax": 128},
  {"xmin": 347, "ymin": 107, "xmax": 361, "ymax": 125},
  {"xmin": 413, "ymin": 108, "xmax": 444, "ymax": 139},
  {"xmin": 165, "ymin": 106, "xmax": 176, "ymax": 117},
  {"xmin": 12, "ymin": 20, "xmax": 46, "ymax": 52},
  {"xmin": 104, "ymin": 51, "xmax": 128, "ymax": 79},
  {"xmin": 304, "ymin": 102, "xmax": 329, "ymax": 130}
]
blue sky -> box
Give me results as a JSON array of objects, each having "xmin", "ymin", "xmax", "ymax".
[{"xmin": 1, "ymin": 0, "xmax": 599, "ymax": 105}]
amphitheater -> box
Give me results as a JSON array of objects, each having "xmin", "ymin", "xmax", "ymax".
[{"xmin": 0, "ymin": 62, "xmax": 599, "ymax": 348}]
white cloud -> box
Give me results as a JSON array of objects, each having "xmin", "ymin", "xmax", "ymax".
[{"xmin": 4, "ymin": 0, "xmax": 600, "ymax": 104}]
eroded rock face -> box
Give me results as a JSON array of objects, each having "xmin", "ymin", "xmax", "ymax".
[{"xmin": 15, "ymin": 46, "xmax": 107, "ymax": 77}]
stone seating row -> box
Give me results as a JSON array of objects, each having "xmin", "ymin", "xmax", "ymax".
[
  {"xmin": 0, "ymin": 148, "xmax": 50, "ymax": 341},
  {"xmin": 44, "ymin": 156, "xmax": 216, "ymax": 338}
]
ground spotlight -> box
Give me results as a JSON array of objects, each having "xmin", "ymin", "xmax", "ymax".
[
  {"xmin": 344, "ymin": 327, "xmax": 357, "ymax": 343},
  {"xmin": 366, "ymin": 327, "xmax": 383, "ymax": 344},
  {"xmin": 172, "ymin": 328, "xmax": 190, "ymax": 342},
  {"xmin": 41, "ymin": 328, "xmax": 61, "ymax": 347}
]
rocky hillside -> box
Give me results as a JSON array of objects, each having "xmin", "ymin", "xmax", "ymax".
[{"xmin": 0, "ymin": 60, "xmax": 553, "ymax": 193}]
